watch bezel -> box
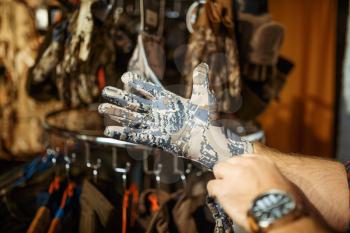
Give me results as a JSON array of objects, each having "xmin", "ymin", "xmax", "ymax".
[{"xmin": 248, "ymin": 189, "xmax": 298, "ymax": 231}]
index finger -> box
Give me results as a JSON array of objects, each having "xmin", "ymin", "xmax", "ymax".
[{"xmin": 212, "ymin": 161, "xmax": 238, "ymax": 179}]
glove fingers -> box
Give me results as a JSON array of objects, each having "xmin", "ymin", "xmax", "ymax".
[
  {"xmin": 104, "ymin": 114, "xmax": 145, "ymax": 128},
  {"xmin": 102, "ymin": 86, "xmax": 151, "ymax": 112},
  {"xmin": 104, "ymin": 126, "xmax": 138, "ymax": 142},
  {"xmin": 99, "ymin": 103, "xmax": 145, "ymax": 124},
  {"xmin": 104, "ymin": 126, "xmax": 158, "ymax": 146},
  {"xmin": 121, "ymin": 72, "xmax": 162, "ymax": 99}
]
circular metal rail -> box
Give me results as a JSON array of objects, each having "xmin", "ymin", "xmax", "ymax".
[
  {"xmin": 43, "ymin": 107, "xmax": 153, "ymax": 151},
  {"xmin": 44, "ymin": 107, "xmax": 265, "ymax": 150}
]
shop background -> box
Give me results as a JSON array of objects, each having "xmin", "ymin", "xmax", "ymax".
[{"xmin": 259, "ymin": 0, "xmax": 337, "ymax": 158}]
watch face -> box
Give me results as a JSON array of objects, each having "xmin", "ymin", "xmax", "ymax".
[{"xmin": 251, "ymin": 191, "xmax": 296, "ymax": 228}]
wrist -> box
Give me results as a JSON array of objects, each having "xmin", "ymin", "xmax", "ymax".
[
  {"xmin": 207, "ymin": 125, "xmax": 253, "ymax": 155},
  {"xmin": 189, "ymin": 125, "xmax": 255, "ymax": 169},
  {"xmin": 247, "ymin": 187, "xmax": 308, "ymax": 233}
]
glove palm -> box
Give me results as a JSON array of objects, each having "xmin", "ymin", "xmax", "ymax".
[{"xmin": 99, "ymin": 63, "xmax": 252, "ymax": 168}]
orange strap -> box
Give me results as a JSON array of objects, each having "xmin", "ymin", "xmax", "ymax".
[
  {"xmin": 46, "ymin": 183, "xmax": 75, "ymax": 233},
  {"xmin": 47, "ymin": 218, "xmax": 61, "ymax": 233},
  {"xmin": 121, "ymin": 183, "xmax": 140, "ymax": 233},
  {"xmin": 26, "ymin": 207, "xmax": 51, "ymax": 233},
  {"xmin": 122, "ymin": 190, "xmax": 130, "ymax": 233},
  {"xmin": 129, "ymin": 184, "xmax": 139, "ymax": 226},
  {"xmin": 97, "ymin": 67, "xmax": 106, "ymax": 91},
  {"xmin": 148, "ymin": 194, "xmax": 160, "ymax": 213},
  {"xmin": 59, "ymin": 182, "xmax": 75, "ymax": 209},
  {"xmin": 48, "ymin": 176, "xmax": 61, "ymax": 194},
  {"xmin": 53, "ymin": 12, "xmax": 63, "ymax": 24}
]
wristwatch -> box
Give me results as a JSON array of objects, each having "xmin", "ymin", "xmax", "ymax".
[{"xmin": 247, "ymin": 189, "xmax": 305, "ymax": 233}]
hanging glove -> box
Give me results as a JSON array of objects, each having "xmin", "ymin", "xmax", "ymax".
[
  {"xmin": 30, "ymin": 20, "xmax": 68, "ymax": 83},
  {"xmin": 239, "ymin": 13, "xmax": 284, "ymax": 82},
  {"xmin": 183, "ymin": 0, "xmax": 242, "ymax": 114},
  {"xmin": 99, "ymin": 63, "xmax": 253, "ymax": 169}
]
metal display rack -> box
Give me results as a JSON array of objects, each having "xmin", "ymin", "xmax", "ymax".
[
  {"xmin": 43, "ymin": 107, "xmax": 151, "ymax": 150},
  {"xmin": 43, "ymin": 107, "xmax": 156, "ymax": 179}
]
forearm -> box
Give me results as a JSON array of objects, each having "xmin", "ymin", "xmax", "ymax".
[
  {"xmin": 270, "ymin": 216, "xmax": 334, "ymax": 233},
  {"xmin": 253, "ymin": 142, "xmax": 349, "ymax": 232}
]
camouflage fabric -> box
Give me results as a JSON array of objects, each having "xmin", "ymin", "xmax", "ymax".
[
  {"xmin": 99, "ymin": 63, "xmax": 253, "ymax": 169},
  {"xmin": 0, "ymin": 0, "xmax": 63, "ymax": 157},
  {"xmin": 0, "ymin": 0, "xmax": 38, "ymax": 79},
  {"xmin": 207, "ymin": 197, "xmax": 234, "ymax": 233},
  {"xmin": 55, "ymin": 0, "xmax": 104, "ymax": 107},
  {"xmin": 184, "ymin": 0, "xmax": 241, "ymax": 114},
  {"xmin": 30, "ymin": 20, "xmax": 67, "ymax": 85},
  {"xmin": 29, "ymin": 0, "xmax": 130, "ymax": 107}
]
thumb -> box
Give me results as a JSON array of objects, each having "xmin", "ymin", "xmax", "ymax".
[
  {"xmin": 190, "ymin": 63, "xmax": 218, "ymax": 118},
  {"xmin": 190, "ymin": 63, "xmax": 211, "ymax": 105}
]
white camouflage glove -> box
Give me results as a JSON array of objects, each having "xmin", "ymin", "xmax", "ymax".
[{"xmin": 99, "ymin": 63, "xmax": 253, "ymax": 169}]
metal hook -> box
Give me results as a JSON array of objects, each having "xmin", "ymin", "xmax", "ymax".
[
  {"xmin": 47, "ymin": 148, "xmax": 60, "ymax": 176},
  {"xmin": 143, "ymin": 151, "xmax": 162, "ymax": 189},
  {"xmin": 64, "ymin": 156, "xmax": 71, "ymax": 176},
  {"xmin": 64, "ymin": 153, "xmax": 76, "ymax": 179},
  {"xmin": 173, "ymin": 156, "xmax": 186, "ymax": 187},
  {"xmin": 155, "ymin": 165, "xmax": 162, "ymax": 189},
  {"xmin": 112, "ymin": 147, "xmax": 130, "ymax": 189},
  {"xmin": 46, "ymin": 148, "xmax": 57, "ymax": 163},
  {"xmin": 54, "ymin": 146, "xmax": 61, "ymax": 159},
  {"xmin": 84, "ymin": 142, "xmax": 92, "ymax": 168},
  {"xmin": 186, "ymin": 0, "xmax": 206, "ymax": 33},
  {"xmin": 92, "ymin": 158, "xmax": 102, "ymax": 183},
  {"xmin": 185, "ymin": 163, "xmax": 193, "ymax": 175}
]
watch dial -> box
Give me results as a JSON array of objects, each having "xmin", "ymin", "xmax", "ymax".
[{"xmin": 252, "ymin": 191, "xmax": 296, "ymax": 228}]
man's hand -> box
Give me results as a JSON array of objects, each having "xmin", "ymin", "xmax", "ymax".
[{"xmin": 207, "ymin": 155, "xmax": 305, "ymax": 231}]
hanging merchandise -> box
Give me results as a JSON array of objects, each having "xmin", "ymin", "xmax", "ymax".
[
  {"xmin": 0, "ymin": 146, "xmax": 220, "ymax": 233},
  {"xmin": 127, "ymin": 0, "xmax": 165, "ymax": 87},
  {"xmin": 142, "ymin": 172, "xmax": 216, "ymax": 233},
  {"xmin": 0, "ymin": 0, "xmax": 63, "ymax": 158},
  {"xmin": 55, "ymin": 0, "xmax": 115, "ymax": 107},
  {"xmin": 33, "ymin": 2, "xmax": 63, "ymax": 33},
  {"xmin": 136, "ymin": 188, "xmax": 172, "ymax": 231},
  {"xmin": 0, "ymin": 0, "xmax": 38, "ymax": 79},
  {"xmin": 26, "ymin": 176, "xmax": 64, "ymax": 233},
  {"xmin": 235, "ymin": 3, "xmax": 293, "ymax": 120},
  {"xmin": 183, "ymin": 0, "xmax": 241, "ymax": 114},
  {"xmin": 0, "ymin": 151, "xmax": 57, "ymax": 232},
  {"xmin": 0, "ymin": 79, "xmax": 16, "ymax": 158},
  {"xmin": 79, "ymin": 179, "xmax": 119, "ymax": 233},
  {"xmin": 27, "ymin": 19, "xmax": 68, "ymax": 101},
  {"xmin": 235, "ymin": 0, "xmax": 268, "ymax": 15},
  {"xmin": 28, "ymin": 0, "xmax": 137, "ymax": 107}
]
